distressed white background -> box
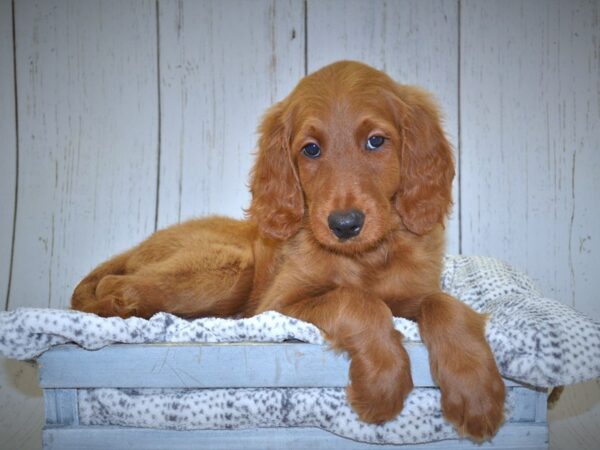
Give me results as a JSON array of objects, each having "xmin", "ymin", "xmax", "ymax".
[{"xmin": 1, "ymin": 0, "xmax": 598, "ymax": 448}]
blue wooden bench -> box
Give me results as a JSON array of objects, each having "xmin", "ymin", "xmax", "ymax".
[{"xmin": 38, "ymin": 342, "xmax": 548, "ymax": 449}]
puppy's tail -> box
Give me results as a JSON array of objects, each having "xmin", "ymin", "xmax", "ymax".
[{"xmin": 71, "ymin": 250, "xmax": 132, "ymax": 310}]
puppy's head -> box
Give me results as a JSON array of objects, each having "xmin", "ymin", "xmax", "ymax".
[{"xmin": 248, "ymin": 61, "xmax": 454, "ymax": 253}]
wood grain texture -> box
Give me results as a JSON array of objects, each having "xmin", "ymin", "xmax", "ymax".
[
  {"xmin": 156, "ymin": 0, "xmax": 305, "ymax": 228},
  {"xmin": 37, "ymin": 343, "xmax": 443, "ymax": 388},
  {"xmin": 460, "ymin": 2, "xmax": 600, "ymax": 448},
  {"xmin": 460, "ymin": 0, "xmax": 600, "ymax": 318},
  {"xmin": 44, "ymin": 389, "xmax": 79, "ymax": 426},
  {"xmin": 42, "ymin": 423, "xmax": 549, "ymax": 450},
  {"xmin": 306, "ymin": 0, "xmax": 460, "ymax": 254},
  {"xmin": 0, "ymin": 0, "xmax": 16, "ymax": 308},
  {"xmin": 9, "ymin": 0, "xmax": 159, "ymax": 310},
  {"xmin": 0, "ymin": 4, "xmax": 43, "ymax": 450}
]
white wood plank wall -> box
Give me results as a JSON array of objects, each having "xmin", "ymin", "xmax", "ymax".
[
  {"xmin": 460, "ymin": 2, "xmax": 600, "ymax": 448},
  {"xmin": 0, "ymin": 1, "xmax": 43, "ymax": 448},
  {"xmin": 156, "ymin": 0, "xmax": 305, "ymax": 228},
  {"xmin": 0, "ymin": 1, "xmax": 598, "ymax": 449}
]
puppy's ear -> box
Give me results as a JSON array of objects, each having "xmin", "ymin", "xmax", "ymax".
[
  {"xmin": 393, "ymin": 86, "xmax": 455, "ymax": 235},
  {"xmin": 247, "ymin": 101, "xmax": 303, "ymax": 240}
]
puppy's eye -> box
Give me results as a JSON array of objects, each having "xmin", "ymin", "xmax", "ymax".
[
  {"xmin": 366, "ymin": 135, "xmax": 385, "ymax": 151},
  {"xmin": 301, "ymin": 143, "xmax": 321, "ymax": 159}
]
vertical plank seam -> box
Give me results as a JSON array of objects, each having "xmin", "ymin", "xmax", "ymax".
[
  {"xmin": 568, "ymin": 151, "xmax": 576, "ymax": 307},
  {"xmin": 303, "ymin": 0, "xmax": 308, "ymax": 75},
  {"xmin": 457, "ymin": 0, "xmax": 463, "ymax": 255},
  {"xmin": 65, "ymin": 388, "xmax": 80, "ymax": 426},
  {"xmin": 154, "ymin": 0, "xmax": 162, "ymax": 232},
  {"xmin": 74, "ymin": 388, "xmax": 81, "ymax": 425},
  {"xmin": 5, "ymin": 0, "xmax": 20, "ymax": 311}
]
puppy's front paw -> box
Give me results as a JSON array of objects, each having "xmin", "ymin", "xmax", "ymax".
[
  {"xmin": 440, "ymin": 362, "xmax": 506, "ymax": 441},
  {"xmin": 347, "ymin": 332, "xmax": 413, "ymax": 423}
]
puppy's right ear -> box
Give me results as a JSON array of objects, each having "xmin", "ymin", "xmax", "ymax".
[
  {"xmin": 247, "ymin": 101, "xmax": 304, "ymax": 240},
  {"xmin": 392, "ymin": 86, "xmax": 455, "ymax": 235}
]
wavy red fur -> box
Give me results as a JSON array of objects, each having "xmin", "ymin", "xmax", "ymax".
[{"xmin": 72, "ymin": 61, "xmax": 505, "ymax": 440}]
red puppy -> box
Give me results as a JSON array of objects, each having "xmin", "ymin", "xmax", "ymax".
[{"xmin": 72, "ymin": 61, "xmax": 505, "ymax": 440}]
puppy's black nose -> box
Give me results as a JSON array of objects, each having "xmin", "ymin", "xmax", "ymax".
[{"xmin": 328, "ymin": 209, "xmax": 365, "ymax": 240}]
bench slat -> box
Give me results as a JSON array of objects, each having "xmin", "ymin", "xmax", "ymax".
[
  {"xmin": 43, "ymin": 423, "xmax": 549, "ymax": 450},
  {"xmin": 38, "ymin": 343, "xmax": 523, "ymax": 388}
]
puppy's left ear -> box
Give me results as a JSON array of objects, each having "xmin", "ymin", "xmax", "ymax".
[
  {"xmin": 393, "ymin": 86, "xmax": 455, "ymax": 235},
  {"xmin": 247, "ymin": 101, "xmax": 304, "ymax": 240}
]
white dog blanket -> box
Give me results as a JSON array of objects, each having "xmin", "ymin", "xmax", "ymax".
[{"xmin": 1, "ymin": 255, "xmax": 599, "ymax": 444}]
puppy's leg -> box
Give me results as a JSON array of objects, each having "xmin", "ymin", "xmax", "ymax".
[
  {"xmin": 279, "ymin": 288, "xmax": 413, "ymax": 424},
  {"xmin": 77, "ymin": 243, "xmax": 254, "ymax": 319},
  {"xmin": 72, "ymin": 218, "xmax": 256, "ymax": 319},
  {"xmin": 417, "ymin": 292, "xmax": 505, "ymax": 440},
  {"xmin": 77, "ymin": 273, "xmax": 159, "ymax": 318},
  {"xmin": 71, "ymin": 249, "xmax": 133, "ymax": 311}
]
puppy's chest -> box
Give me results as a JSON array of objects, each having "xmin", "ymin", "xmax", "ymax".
[{"xmin": 332, "ymin": 252, "xmax": 410, "ymax": 298}]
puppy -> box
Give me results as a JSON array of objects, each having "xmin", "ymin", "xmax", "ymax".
[{"xmin": 73, "ymin": 61, "xmax": 505, "ymax": 440}]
